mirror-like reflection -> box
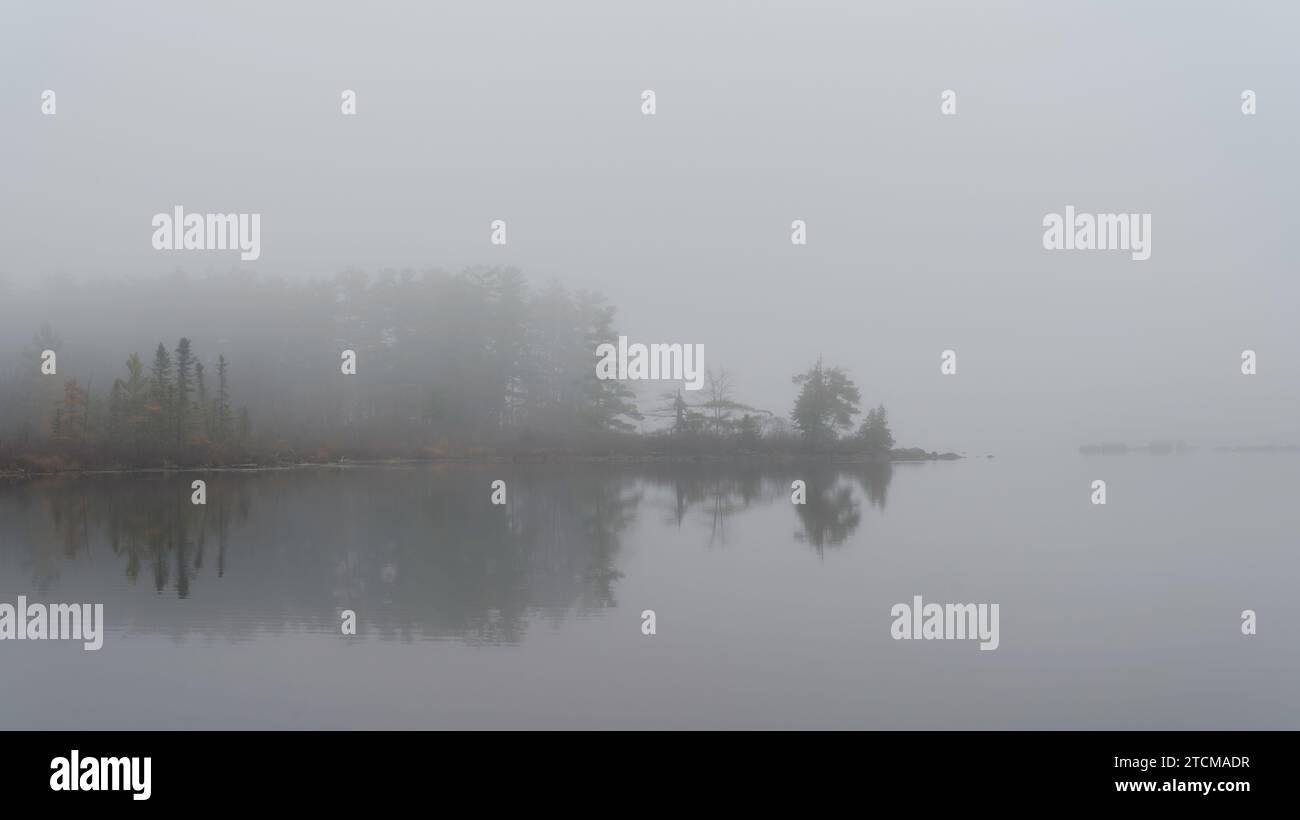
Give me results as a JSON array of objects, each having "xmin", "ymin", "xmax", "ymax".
[
  {"xmin": 0, "ymin": 462, "xmax": 892, "ymax": 643},
  {"xmin": 634, "ymin": 461, "xmax": 892, "ymax": 553},
  {"xmin": 4, "ymin": 456, "xmax": 1298, "ymax": 730}
]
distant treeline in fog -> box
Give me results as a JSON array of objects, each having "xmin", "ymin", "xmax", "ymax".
[{"xmin": 0, "ymin": 269, "xmax": 903, "ymax": 471}]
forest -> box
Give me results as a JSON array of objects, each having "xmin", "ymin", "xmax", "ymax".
[{"xmin": 0, "ymin": 268, "xmax": 917, "ymax": 473}]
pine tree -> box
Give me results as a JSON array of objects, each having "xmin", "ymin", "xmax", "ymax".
[
  {"xmin": 577, "ymin": 290, "xmax": 641, "ymax": 433},
  {"xmin": 173, "ymin": 337, "xmax": 194, "ymax": 446},
  {"xmin": 148, "ymin": 343, "xmax": 172, "ymax": 447},
  {"xmin": 790, "ymin": 358, "xmax": 863, "ymax": 449},
  {"xmin": 215, "ymin": 355, "xmax": 232, "ymax": 442},
  {"xmin": 858, "ymin": 404, "xmax": 895, "ymax": 454},
  {"xmin": 194, "ymin": 361, "xmax": 209, "ymax": 439},
  {"xmin": 122, "ymin": 353, "xmax": 148, "ymax": 450},
  {"xmin": 791, "ymin": 358, "xmax": 861, "ymax": 445}
]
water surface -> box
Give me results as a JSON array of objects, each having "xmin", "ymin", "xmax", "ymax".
[{"xmin": 1, "ymin": 455, "xmax": 1295, "ymax": 729}]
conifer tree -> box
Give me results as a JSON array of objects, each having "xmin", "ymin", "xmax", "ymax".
[
  {"xmin": 215, "ymin": 355, "xmax": 232, "ymax": 442},
  {"xmin": 148, "ymin": 343, "xmax": 172, "ymax": 447},
  {"xmin": 173, "ymin": 337, "xmax": 195, "ymax": 446}
]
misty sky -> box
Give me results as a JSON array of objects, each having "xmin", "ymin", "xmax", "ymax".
[{"xmin": 3, "ymin": 0, "xmax": 1298, "ymax": 454}]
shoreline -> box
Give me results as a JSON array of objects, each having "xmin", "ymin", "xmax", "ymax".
[{"xmin": 0, "ymin": 449, "xmax": 965, "ymax": 480}]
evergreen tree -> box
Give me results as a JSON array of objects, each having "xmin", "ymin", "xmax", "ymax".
[
  {"xmin": 791, "ymin": 358, "xmax": 861, "ymax": 445},
  {"xmin": 122, "ymin": 353, "xmax": 148, "ymax": 450},
  {"xmin": 148, "ymin": 343, "xmax": 172, "ymax": 447},
  {"xmin": 215, "ymin": 355, "xmax": 232, "ymax": 442},
  {"xmin": 173, "ymin": 337, "xmax": 194, "ymax": 446},
  {"xmin": 672, "ymin": 390, "xmax": 700, "ymax": 435},
  {"xmin": 194, "ymin": 360, "xmax": 209, "ymax": 439},
  {"xmin": 858, "ymin": 404, "xmax": 895, "ymax": 454},
  {"xmin": 576, "ymin": 290, "xmax": 641, "ymax": 434}
]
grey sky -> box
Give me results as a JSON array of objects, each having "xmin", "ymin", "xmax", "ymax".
[{"xmin": 3, "ymin": 0, "xmax": 1298, "ymax": 453}]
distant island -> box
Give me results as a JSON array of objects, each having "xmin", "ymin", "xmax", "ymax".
[
  {"xmin": 1079, "ymin": 441, "xmax": 1300, "ymax": 455},
  {"xmin": 1079, "ymin": 441, "xmax": 1198, "ymax": 455}
]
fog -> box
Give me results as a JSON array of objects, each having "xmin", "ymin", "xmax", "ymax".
[{"xmin": 3, "ymin": 0, "xmax": 1298, "ymax": 455}]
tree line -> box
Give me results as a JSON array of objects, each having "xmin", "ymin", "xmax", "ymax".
[
  {"xmin": 0, "ymin": 269, "xmax": 897, "ymax": 469},
  {"xmin": 5, "ymin": 328, "xmax": 251, "ymax": 469}
]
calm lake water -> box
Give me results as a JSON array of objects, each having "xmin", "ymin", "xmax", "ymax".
[{"xmin": 1, "ymin": 454, "xmax": 1296, "ymax": 729}]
